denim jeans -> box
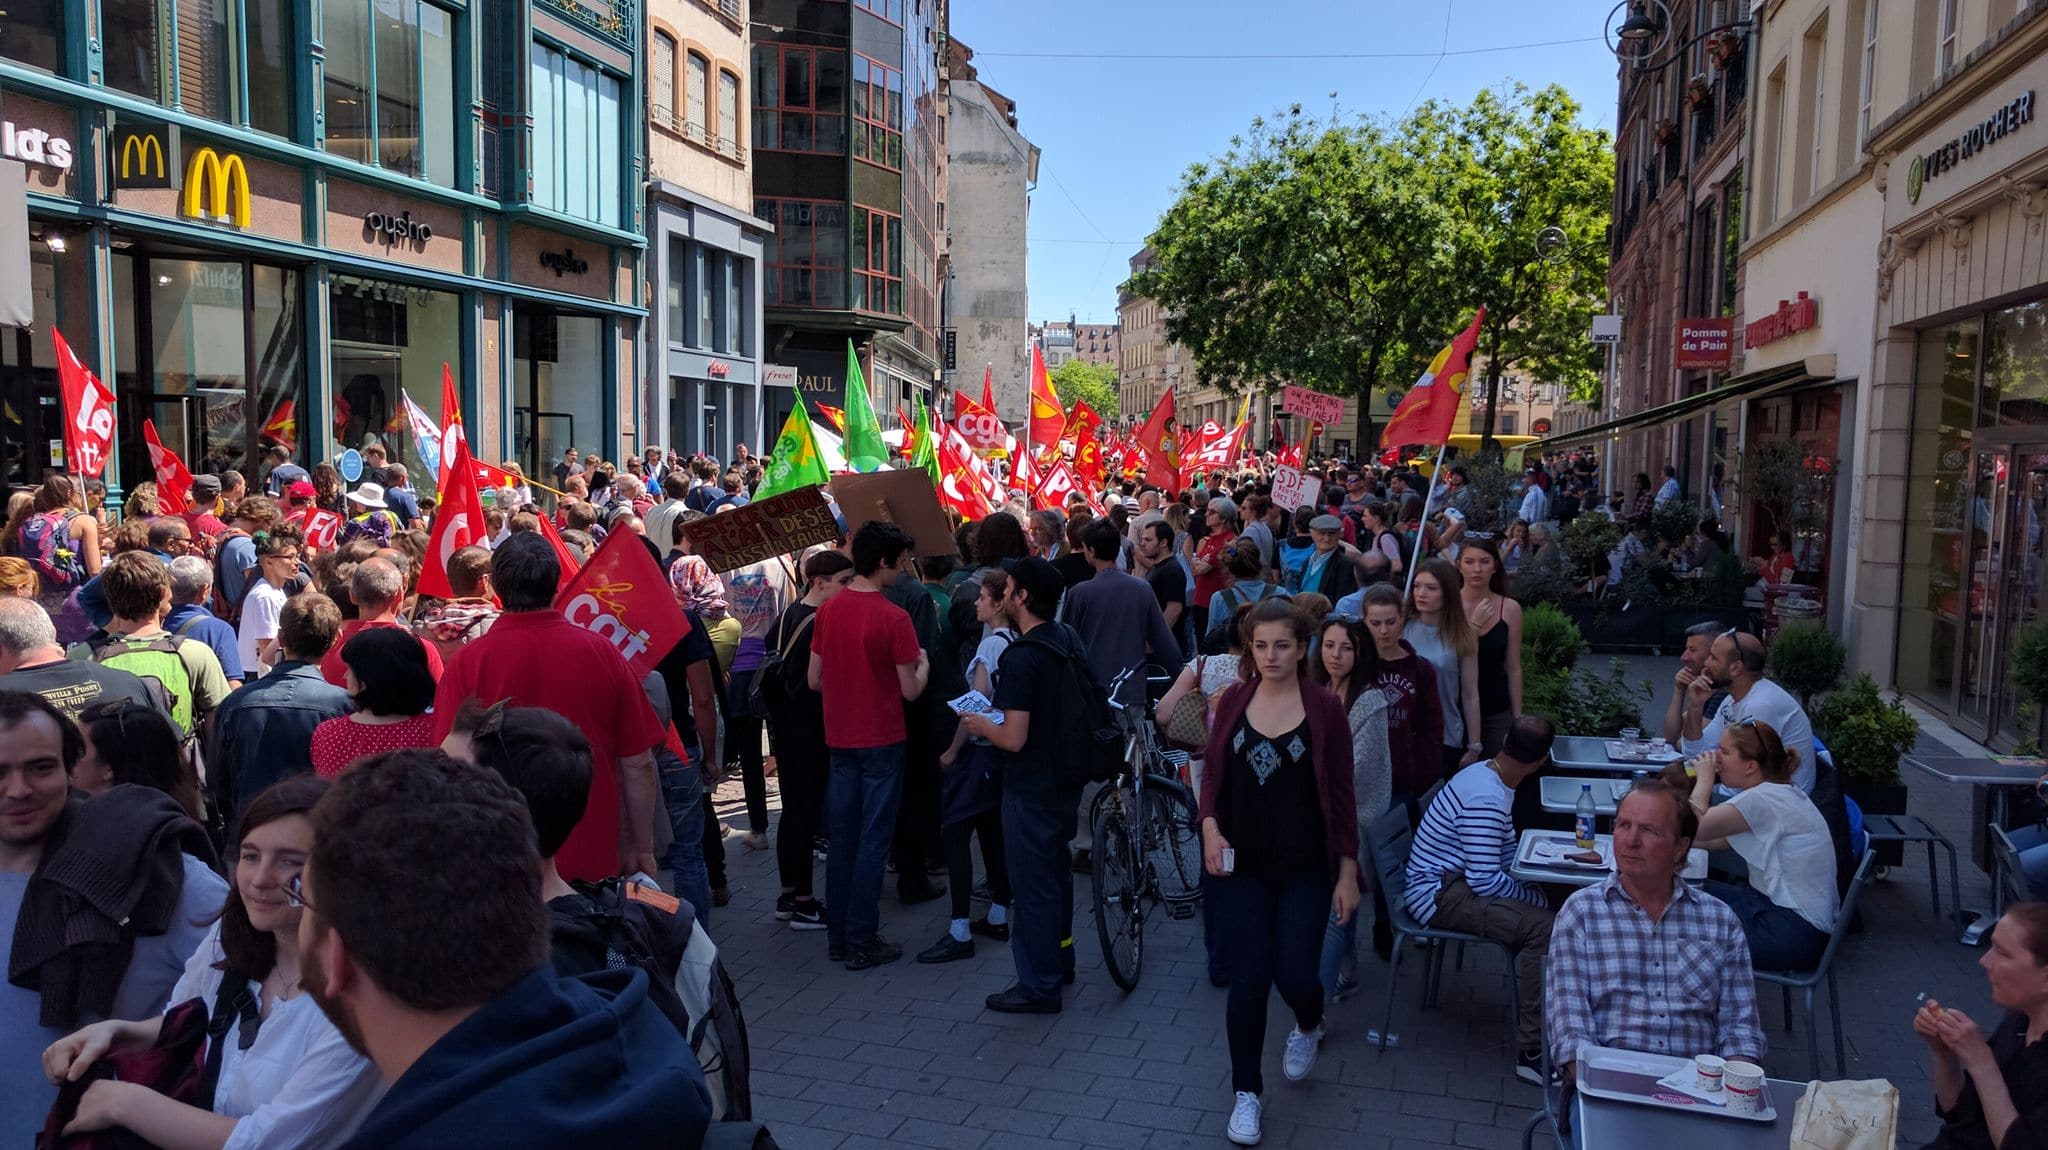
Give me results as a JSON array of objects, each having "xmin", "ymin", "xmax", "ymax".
[
  {"xmin": 826, "ymin": 742, "xmax": 906, "ymax": 951},
  {"xmin": 1207, "ymin": 868, "xmax": 1330, "ymax": 1095},
  {"xmin": 1700, "ymin": 879, "xmax": 1828, "ymax": 971},
  {"xmin": 658, "ymin": 750, "xmax": 712, "ymax": 925}
]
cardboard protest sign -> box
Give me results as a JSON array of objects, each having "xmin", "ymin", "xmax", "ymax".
[
  {"xmin": 829, "ymin": 467, "xmax": 954, "ymax": 557},
  {"xmin": 679, "ymin": 485, "xmax": 839, "ymax": 573},
  {"xmin": 1282, "ymin": 385, "xmax": 1344, "ymax": 425},
  {"xmin": 1270, "ymin": 466, "xmax": 1309, "ymax": 511}
]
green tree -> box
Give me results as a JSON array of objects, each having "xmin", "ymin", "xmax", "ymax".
[
  {"xmin": 1049, "ymin": 359, "xmax": 1120, "ymax": 421},
  {"xmin": 1411, "ymin": 85, "xmax": 1613, "ymax": 447},
  {"xmin": 1130, "ymin": 106, "xmax": 1452, "ymax": 451}
]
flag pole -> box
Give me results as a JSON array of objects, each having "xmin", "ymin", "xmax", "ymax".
[{"xmin": 1404, "ymin": 443, "xmax": 1453, "ymax": 594}]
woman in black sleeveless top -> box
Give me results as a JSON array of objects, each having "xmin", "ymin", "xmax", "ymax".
[{"xmin": 1455, "ymin": 536, "xmax": 1521, "ymax": 758}]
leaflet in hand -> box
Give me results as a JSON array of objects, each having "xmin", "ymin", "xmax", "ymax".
[{"xmin": 948, "ymin": 690, "xmax": 1004, "ymax": 725}]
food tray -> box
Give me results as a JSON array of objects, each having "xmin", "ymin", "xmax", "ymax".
[
  {"xmin": 1519, "ymin": 836, "xmax": 1612, "ymax": 870},
  {"xmin": 1573, "ymin": 1044, "xmax": 1777, "ymax": 1123},
  {"xmin": 1604, "ymin": 740, "xmax": 1683, "ymax": 765}
]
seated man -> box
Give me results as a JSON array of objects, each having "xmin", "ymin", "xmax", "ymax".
[
  {"xmin": 296, "ymin": 749, "xmax": 712, "ymax": 1149},
  {"xmin": 1404, "ymin": 715, "xmax": 1559, "ymax": 1084},
  {"xmin": 1679, "ymin": 629, "xmax": 1815, "ymax": 793},
  {"xmin": 1546, "ymin": 782, "xmax": 1765, "ymax": 1089}
]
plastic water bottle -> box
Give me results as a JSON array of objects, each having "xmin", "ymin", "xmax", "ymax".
[{"xmin": 1575, "ymin": 784, "xmax": 1597, "ymax": 850}]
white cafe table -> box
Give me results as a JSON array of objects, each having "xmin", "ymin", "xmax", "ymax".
[
  {"xmin": 1509, "ymin": 831, "xmax": 1708, "ymax": 888},
  {"xmin": 1574, "ymin": 1077, "xmax": 1805, "ymax": 1147},
  {"xmin": 1541, "ymin": 776, "xmax": 1628, "ymax": 816},
  {"xmin": 1550, "ymin": 735, "xmax": 1684, "ymax": 776}
]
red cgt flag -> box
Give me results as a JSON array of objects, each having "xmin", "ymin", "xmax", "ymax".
[
  {"xmin": 1132, "ymin": 387, "xmax": 1182, "ymax": 494},
  {"xmin": 53, "ymin": 329, "xmax": 116, "ymax": 479},
  {"xmin": 936, "ymin": 425, "xmax": 995, "ymax": 520},
  {"xmin": 555, "ymin": 527, "xmax": 687, "ymax": 677},
  {"xmin": 420, "ymin": 435, "xmax": 486, "ymax": 598},
  {"xmin": 142, "ymin": 419, "xmax": 194, "ymax": 513}
]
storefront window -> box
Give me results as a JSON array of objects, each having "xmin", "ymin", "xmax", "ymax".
[
  {"xmin": 140, "ymin": 257, "xmax": 303, "ymax": 479},
  {"xmin": 103, "ymin": 0, "xmax": 163, "ymax": 103},
  {"xmin": 0, "ymin": 0, "xmax": 65, "ymax": 73},
  {"xmin": 325, "ymin": 0, "xmax": 458, "ymax": 185},
  {"xmin": 514, "ymin": 308, "xmax": 604, "ymax": 477},
  {"xmin": 97, "ymin": 0, "xmax": 292, "ymax": 133},
  {"xmin": 1982, "ymin": 301, "xmax": 2048, "ymax": 430},
  {"xmin": 0, "ymin": 244, "xmax": 85, "ymax": 488},
  {"xmin": 330, "ymin": 275, "xmax": 458, "ymax": 490},
  {"xmin": 246, "ymin": 0, "xmax": 295, "ymax": 135},
  {"xmin": 530, "ymin": 43, "xmax": 624, "ymax": 227},
  {"xmin": 1897, "ymin": 320, "xmax": 1980, "ymax": 708}
]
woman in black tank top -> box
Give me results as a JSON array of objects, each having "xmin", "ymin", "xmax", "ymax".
[{"xmin": 1455, "ymin": 537, "xmax": 1522, "ymax": 758}]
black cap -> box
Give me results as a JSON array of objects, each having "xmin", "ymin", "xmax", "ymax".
[{"xmin": 1001, "ymin": 556, "xmax": 1065, "ymax": 608}]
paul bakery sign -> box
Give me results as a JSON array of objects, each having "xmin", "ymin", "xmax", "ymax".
[
  {"xmin": 1907, "ymin": 90, "xmax": 2035, "ymax": 205},
  {"xmin": 1744, "ymin": 292, "xmax": 1819, "ymax": 350}
]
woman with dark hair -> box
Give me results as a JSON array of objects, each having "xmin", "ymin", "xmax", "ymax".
[
  {"xmin": 1455, "ymin": 536, "xmax": 1523, "ymax": 759},
  {"xmin": 1200, "ymin": 597, "xmax": 1358, "ymax": 1145},
  {"xmin": 948, "ymin": 511, "xmax": 1032, "ymax": 661},
  {"xmin": 309, "ymin": 463, "xmax": 346, "ymax": 515},
  {"xmin": 1309, "ymin": 614, "xmax": 1392, "ymax": 1000},
  {"xmin": 11, "ymin": 474, "xmax": 100, "ymax": 642},
  {"xmin": 41, "ymin": 775, "xmax": 381, "ymax": 1149},
  {"xmin": 1689, "ymin": 719, "xmax": 1838, "ymax": 970},
  {"xmin": 309, "ymin": 627, "xmax": 436, "ymax": 776},
  {"xmin": 1914, "ymin": 902, "xmax": 2048, "ymax": 1149},
  {"xmin": 72, "ymin": 698, "xmax": 203, "ymax": 822}
]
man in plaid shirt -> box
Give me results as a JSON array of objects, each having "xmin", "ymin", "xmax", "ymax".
[{"xmin": 1545, "ymin": 783, "xmax": 1765, "ymax": 1086}]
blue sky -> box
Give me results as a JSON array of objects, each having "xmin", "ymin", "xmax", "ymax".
[{"xmin": 949, "ymin": 0, "xmax": 1628, "ymax": 324}]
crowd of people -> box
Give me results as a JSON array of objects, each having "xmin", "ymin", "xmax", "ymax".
[{"xmin": 0, "ymin": 436, "xmax": 2042, "ymax": 1150}]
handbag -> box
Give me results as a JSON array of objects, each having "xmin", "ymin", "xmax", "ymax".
[
  {"xmin": 38, "ymin": 981, "xmax": 256, "ymax": 1150},
  {"xmin": 1163, "ymin": 657, "xmax": 1212, "ymax": 750}
]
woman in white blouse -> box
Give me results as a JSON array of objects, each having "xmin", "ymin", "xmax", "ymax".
[
  {"xmin": 1688, "ymin": 719, "xmax": 1841, "ymax": 971},
  {"xmin": 42, "ymin": 775, "xmax": 382, "ymax": 1150}
]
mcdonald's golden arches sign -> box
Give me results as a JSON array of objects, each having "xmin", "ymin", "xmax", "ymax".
[
  {"xmin": 182, "ymin": 147, "xmax": 251, "ymax": 228},
  {"xmin": 112, "ymin": 123, "xmax": 179, "ymax": 190}
]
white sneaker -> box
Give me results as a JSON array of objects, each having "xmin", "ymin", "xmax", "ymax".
[
  {"xmin": 1227, "ymin": 1092, "xmax": 1263, "ymax": 1145},
  {"xmin": 1283, "ymin": 1025, "xmax": 1324, "ymax": 1082}
]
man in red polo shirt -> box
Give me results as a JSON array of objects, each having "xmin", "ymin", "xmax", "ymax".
[
  {"xmin": 807, "ymin": 521, "xmax": 929, "ymax": 971},
  {"xmin": 319, "ymin": 557, "xmax": 445, "ymax": 687},
  {"xmin": 432, "ymin": 532, "xmax": 665, "ymax": 883}
]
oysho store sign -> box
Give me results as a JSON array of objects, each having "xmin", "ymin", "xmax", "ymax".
[{"xmin": 1, "ymin": 121, "xmax": 73, "ymax": 172}]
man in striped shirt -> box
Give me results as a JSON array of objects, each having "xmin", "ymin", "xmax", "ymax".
[
  {"xmin": 1545, "ymin": 782, "xmax": 1764, "ymax": 1089},
  {"xmin": 1404, "ymin": 715, "xmax": 1558, "ymax": 1084}
]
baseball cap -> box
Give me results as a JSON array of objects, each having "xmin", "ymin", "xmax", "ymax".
[
  {"xmin": 1001, "ymin": 556, "xmax": 1065, "ymax": 609},
  {"xmin": 190, "ymin": 474, "xmax": 222, "ymax": 501},
  {"xmin": 286, "ymin": 480, "xmax": 317, "ymax": 501}
]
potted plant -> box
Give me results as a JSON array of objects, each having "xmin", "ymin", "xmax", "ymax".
[
  {"xmin": 1706, "ymin": 29, "xmax": 1740, "ymax": 67},
  {"xmin": 1560, "ymin": 514, "xmax": 1625, "ymax": 582},
  {"xmin": 1654, "ymin": 117, "xmax": 1678, "ymax": 144},
  {"xmin": 1686, "ymin": 74, "xmax": 1712, "ymax": 108},
  {"xmin": 1766, "ymin": 626, "xmax": 1846, "ymax": 708},
  {"xmin": 2011, "ymin": 620, "xmax": 2048, "ymax": 753},
  {"xmin": 1811, "ymin": 673, "xmax": 1920, "ymax": 818}
]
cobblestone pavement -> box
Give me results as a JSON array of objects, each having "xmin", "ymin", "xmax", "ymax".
[{"xmin": 709, "ymin": 657, "xmax": 2014, "ymax": 1148}]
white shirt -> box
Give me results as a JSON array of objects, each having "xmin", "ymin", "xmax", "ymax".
[
  {"xmin": 1682, "ymin": 677, "xmax": 1817, "ymax": 793},
  {"xmin": 168, "ymin": 923, "xmax": 384, "ymax": 1150},
  {"xmin": 1518, "ymin": 484, "xmax": 1549, "ymax": 524},
  {"xmin": 1656, "ymin": 477, "xmax": 1682, "ymax": 506},
  {"xmin": 1726, "ymin": 783, "xmax": 1840, "ymax": 934},
  {"xmin": 236, "ymin": 581, "xmax": 288, "ymax": 678}
]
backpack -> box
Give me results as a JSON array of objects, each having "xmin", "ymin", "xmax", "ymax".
[
  {"xmin": 549, "ymin": 878, "xmax": 753, "ymax": 1121},
  {"xmin": 1015, "ymin": 623, "xmax": 1124, "ymax": 790},
  {"xmin": 88, "ymin": 634, "xmax": 200, "ymax": 735},
  {"xmin": 1200, "ymin": 583, "xmax": 1287, "ymax": 655},
  {"xmin": 748, "ymin": 610, "xmax": 814, "ymax": 717},
  {"xmin": 22, "ymin": 512, "xmax": 86, "ymax": 590}
]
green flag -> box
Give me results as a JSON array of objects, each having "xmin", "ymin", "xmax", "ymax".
[
  {"xmin": 912, "ymin": 392, "xmax": 940, "ymax": 483},
  {"xmin": 755, "ymin": 392, "xmax": 832, "ymax": 500},
  {"xmin": 841, "ymin": 341, "xmax": 889, "ymax": 473}
]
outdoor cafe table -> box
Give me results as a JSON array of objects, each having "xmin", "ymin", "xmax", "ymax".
[
  {"xmin": 1509, "ymin": 830, "xmax": 1708, "ymax": 888},
  {"xmin": 1905, "ymin": 752, "xmax": 2046, "ymax": 944},
  {"xmin": 1541, "ymin": 776, "xmax": 1629, "ymax": 816},
  {"xmin": 1550, "ymin": 735, "xmax": 1684, "ymax": 776},
  {"xmin": 1574, "ymin": 1075, "xmax": 1806, "ymax": 1147}
]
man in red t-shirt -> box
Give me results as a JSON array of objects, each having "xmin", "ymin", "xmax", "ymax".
[
  {"xmin": 432, "ymin": 534, "xmax": 666, "ymax": 883},
  {"xmin": 807, "ymin": 521, "xmax": 929, "ymax": 971},
  {"xmin": 319, "ymin": 557, "xmax": 445, "ymax": 687}
]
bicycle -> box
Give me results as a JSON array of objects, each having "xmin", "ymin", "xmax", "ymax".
[{"xmin": 1090, "ymin": 665, "xmax": 1204, "ymax": 992}]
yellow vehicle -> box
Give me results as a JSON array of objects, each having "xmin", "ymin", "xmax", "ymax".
[{"xmin": 1410, "ymin": 435, "xmax": 1542, "ymax": 476}]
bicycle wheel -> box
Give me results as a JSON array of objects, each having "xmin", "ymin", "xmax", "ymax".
[
  {"xmin": 1091, "ymin": 798, "xmax": 1144, "ymax": 991},
  {"xmin": 1142, "ymin": 783, "xmax": 1204, "ymax": 906}
]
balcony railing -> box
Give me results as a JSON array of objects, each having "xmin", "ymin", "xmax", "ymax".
[{"xmin": 536, "ymin": 0, "xmax": 634, "ymax": 47}]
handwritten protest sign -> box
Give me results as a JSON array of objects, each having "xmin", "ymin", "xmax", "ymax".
[
  {"xmin": 678, "ymin": 485, "xmax": 839, "ymax": 573},
  {"xmin": 1271, "ymin": 465, "xmax": 1328, "ymax": 511},
  {"xmin": 1281, "ymin": 385, "xmax": 1345, "ymax": 426}
]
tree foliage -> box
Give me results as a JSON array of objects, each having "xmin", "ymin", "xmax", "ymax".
[
  {"xmin": 1049, "ymin": 359, "xmax": 1120, "ymax": 422},
  {"xmin": 1131, "ymin": 85, "xmax": 1613, "ymax": 452}
]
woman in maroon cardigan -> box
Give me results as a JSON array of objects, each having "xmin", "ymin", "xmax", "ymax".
[{"xmin": 1200, "ymin": 597, "xmax": 1360, "ymax": 1147}]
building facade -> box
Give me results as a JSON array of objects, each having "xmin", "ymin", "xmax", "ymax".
[
  {"xmin": 1117, "ymin": 249, "xmax": 1174, "ymax": 424},
  {"xmin": 943, "ymin": 38, "xmax": 1035, "ymax": 425},
  {"xmin": 1, "ymin": 0, "xmax": 647, "ymax": 497},
  {"xmin": 1033, "ymin": 318, "xmax": 1075, "ymax": 369},
  {"xmin": 646, "ymin": 0, "xmax": 771, "ymax": 462},
  {"xmin": 751, "ymin": 0, "xmax": 947, "ymax": 439},
  {"xmin": 1073, "ymin": 322, "xmax": 1120, "ymax": 369}
]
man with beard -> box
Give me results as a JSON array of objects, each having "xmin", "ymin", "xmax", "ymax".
[
  {"xmin": 298, "ymin": 749, "xmax": 711, "ymax": 1149},
  {"xmin": 1660, "ymin": 621, "xmax": 1729, "ymax": 746},
  {"xmin": 1678, "ymin": 629, "xmax": 1816, "ymax": 793}
]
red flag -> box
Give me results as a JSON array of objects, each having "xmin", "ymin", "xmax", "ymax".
[
  {"xmin": 952, "ymin": 389, "xmax": 1005, "ymax": 449},
  {"xmin": 1181, "ymin": 420, "xmax": 1243, "ymax": 490},
  {"xmin": 1073, "ymin": 433, "xmax": 1106, "ymax": 488},
  {"xmin": 142, "ymin": 420, "xmax": 194, "ymax": 513},
  {"xmin": 260, "ymin": 400, "xmax": 297, "ymax": 450},
  {"xmin": 936, "ymin": 426, "xmax": 995, "ymax": 520},
  {"xmin": 815, "ymin": 404, "xmax": 847, "ymax": 433},
  {"xmin": 554, "ymin": 526, "xmax": 688, "ymax": 677},
  {"xmin": 439, "ymin": 363, "xmax": 466, "ymax": 488},
  {"xmin": 1032, "ymin": 459, "xmax": 1077, "ymax": 512},
  {"xmin": 293, "ymin": 507, "xmax": 344, "ymax": 552},
  {"xmin": 420, "ymin": 435, "xmax": 486, "ymax": 598},
  {"xmin": 533, "ymin": 505, "xmax": 583, "ymax": 573},
  {"xmin": 980, "ymin": 365, "xmax": 996, "ymax": 415},
  {"xmin": 52, "ymin": 329, "xmax": 115, "ymax": 479},
  {"xmin": 1013, "ymin": 447, "xmax": 1041, "ymax": 498},
  {"xmin": 1060, "ymin": 399, "xmax": 1102, "ymax": 447},
  {"xmin": 1382, "ymin": 310, "xmax": 1485, "ymax": 450},
  {"xmin": 1132, "ymin": 387, "xmax": 1183, "ymax": 494},
  {"xmin": 1027, "ymin": 344, "xmax": 1063, "ymax": 455}
]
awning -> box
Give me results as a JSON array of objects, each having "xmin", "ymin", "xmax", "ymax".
[
  {"xmin": 1530, "ymin": 355, "xmax": 1838, "ymax": 452},
  {"xmin": 0, "ymin": 162, "xmax": 29, "ymax": 328}
]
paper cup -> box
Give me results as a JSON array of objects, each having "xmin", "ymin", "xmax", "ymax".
[
  {"xmin": 1722, "ymin": 1060, "xmax": 1764, "ymax": 1114},
  {"xmin": 1693, "ymin": 1054, "xmax": 1725, "ymax": 1094}
]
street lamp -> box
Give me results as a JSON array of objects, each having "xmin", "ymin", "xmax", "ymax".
[{"xmin": 1604, "ymin": 0, "xmax": 1752, "ymax": 69}]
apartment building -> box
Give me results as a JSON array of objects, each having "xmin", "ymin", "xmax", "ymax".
[
  {"xmin": 646, "ymin": 0, "xmax": 771, "ymax": 460},
  {"xmin": 1074, "ymin": 323, "xmax": 1120, "ymax": 369}
]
